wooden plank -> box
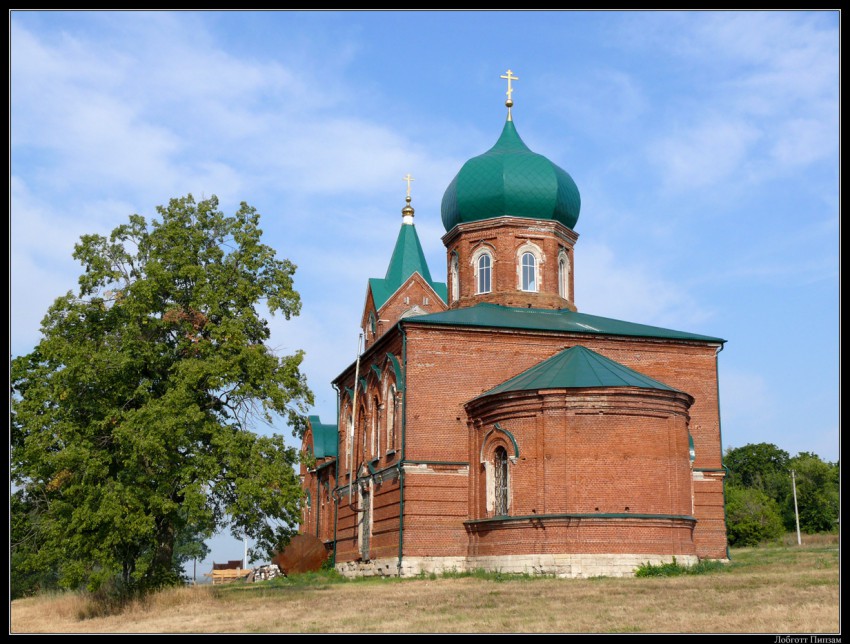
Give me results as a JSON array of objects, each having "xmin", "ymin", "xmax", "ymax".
[{"xmin": 204, "ymin": 569, "xmax": 252, "ymax": 584}]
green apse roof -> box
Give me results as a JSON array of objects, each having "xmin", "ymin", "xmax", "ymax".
[
  {"xmin": 369, "ymin": 222, "xmax": 447, "ymax": 309},
  {"xmin": 405, "ymin": 302, "xmax": 725, "ymax": 343},
  {"xmin": 307, "ymin": 416, "xmax": 338, "ymax": 459},
  {"xmin": 479, "ymin": 345, "xmax": 682, "ymax": 399},
  {"xmin": 441, "ymin": 119, "xmax": 581, "ymax": 232}
]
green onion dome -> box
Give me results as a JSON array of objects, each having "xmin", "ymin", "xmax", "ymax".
[{"xmin": 441, "ymin": 119, "xmax": 581, "ymax": 232}]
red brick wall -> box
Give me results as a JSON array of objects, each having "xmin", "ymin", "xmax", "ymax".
[
  {"xmin": 402, "ymin": 324, "xmax": 727, "ymax": 559},
  {"xmin": 335, "ymin": 333, "xmax": 404, "ymax": 486},
  {"xmin": 334, "ymin": 471, "xmax": 401, "ymax": 564},
  {"xmin": 442, "ymin": 217, "xmax": 578, "ymax": 311},
  {"xmin": 394, "ymin": 466, "xmax": 470, "ymax": 558},
  {"xmin": 462, "ymin": 388, "xmax": 697, "ymax": 558},
  {"xmin": 324, "ymin": 310, "xmax": 727, "ymax": 564},
  {"xmin": 467, "ymin": 390, "xmax": 694, "ymax": 517},
  {"xmin": 364, "ymin": 274, "xmax": 447, "ymax": 350},
  {"xmin": 467, "ymin": 517, "xmax": 696, "ymax": 557},
  {"xmin": 300, "ymin": 427, "xmax": 338, "ymax": 545}
]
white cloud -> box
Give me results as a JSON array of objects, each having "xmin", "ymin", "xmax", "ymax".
[
  {"xmin": 618, "ymin": 12, "xmax": 839, "ymax": 196},
  {"xmin": 649, "ymin": 117, "xmax": 762, "ymax": 192},
  {"xmin": 537, "ymin": 66, "xmax": 649, "ymax": 134},
  {"xmin": 769, "ymin": 117, "xmax": 836, "ymax": 168},
  {"xmin": 719, "ymin": 368, "xmax": 837, "ymax": 462},
  {"xmin": 9, "ymin": 178, "xmax": 83, "ymax": 354},
  {"xmin": 8, "ymin": 11, "xmax": 467, "ymax": 455},
  {"xmin": 575, "ymin": 241, "xmax": 712, "ymax": 330},
  {"xmin": 717, "ymin": 368, "xmax": 777, "ymax": 452}
]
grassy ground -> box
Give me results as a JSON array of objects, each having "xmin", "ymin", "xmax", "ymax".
[{"xmin": 11, "ymin": 535, "xmax": 839, "ymax": 634}]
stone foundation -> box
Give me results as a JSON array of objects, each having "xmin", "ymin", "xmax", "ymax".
[{"xmin": 336, "ymin": 552, "xmax": 701, "ymax": 579}]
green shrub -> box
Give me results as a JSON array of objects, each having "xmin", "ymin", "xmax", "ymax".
[
  {"xmin": 634, "ymin": 557, "xmax": 726, "ymax": 577},
  {"xmin": 726, "ymin": 485, "xmax": 785, "ymax": 546}
]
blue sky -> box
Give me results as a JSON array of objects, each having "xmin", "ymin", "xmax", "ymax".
[{"xmin": 11, "ymin": 10, "xmax": 839, "ymax": 572}]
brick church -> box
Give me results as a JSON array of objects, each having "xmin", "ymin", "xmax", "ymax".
[{"xmin": 300, "ymin": 74, "xmax": 728, "ymax": 578}]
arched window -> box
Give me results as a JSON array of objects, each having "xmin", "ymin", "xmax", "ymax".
[
  {"xmin": 341, "ymin": 402, "xmax": 352, "ymax": 470},
  {"xmin": 386, "ymin": 384, "xmax": 398, "ymax": 452},
  {"xmin": 477, "ymin": 253, "xmax": 492, "ymax": 294},
  {"xmin": 558, "ymin": 252, "xmax": 569, "ymax": 299},
  {"xmin": 358, "ymin": 405, "xmax": 367, "ymax": 465},
  {"xmin": 494, "ymin": 446, "xmax": 509, "ymax": 516},
  {"xmin": 450, "ymin": 252, "xmax": 459, "ymax": 302},
  {"xmin": 521, "ymin": 252, "xmax": 537, "ymax": 292},
  {"xmin": 372, "ymin": 397, "xmax": 381, "ymax": 457}
]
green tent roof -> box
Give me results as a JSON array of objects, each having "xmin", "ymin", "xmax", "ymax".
[
  {"xmin": 479, "ymin": 345, "xmax": 682, "ymax": 398},
  {"xmin": 441, "ymin": 119, "xmax": 581, "ymax": 232},
  {"xmin": 307, "ymin": 415, "xmax": 338, "ymax": 459},
  {"xmin": 369, "ymin": 222, "xmax": 447, "ymax": 309},
  {"xmin": 404, "ymin": 302, "xmax": 725, "ymax": 343}
]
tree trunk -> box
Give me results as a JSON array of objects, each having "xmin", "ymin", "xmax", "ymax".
[{"xmin": 145, "ymin": 517, "xmax": 177, "ymax": 590}]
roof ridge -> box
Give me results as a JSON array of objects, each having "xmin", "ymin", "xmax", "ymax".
[{"xmin": 405, "ymin": 302, "xmax": 724, "ymax": 343}]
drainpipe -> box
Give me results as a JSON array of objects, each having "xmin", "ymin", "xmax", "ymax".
[
  {"xmin": 316, "ymin": 468, "xmax": 321, "ymax": 538},
  {"xmin": 331, "ymin": 491, "xmax": 339, "ymax": 568},
  {"xmin": 331, "ymin": 383, "xmax": 341, "ymax": 568},
  {"xmin": 350, "ymin": 333, "xmax": 363, "ymax": 506},
  {"xmin": 715, "ymin": 343, "xmax": 731, "ymax": 560},
  {"xmin": 397, "ymin": 325, "xmax": 408, "ymax": 577}
]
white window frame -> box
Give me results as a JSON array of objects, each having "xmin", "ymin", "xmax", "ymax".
[
  {"xmin": 371, "ymin": 397, "xmax": 381, "ymax": 458},
  {"xmin": 385, "ymin": 382, "xmax": 398, "ymax": 453},
  {"xmin": 342, "ymin": 402, "xmax": 352, "ymax": 471},
  {"xmin": 521, "ymin": 252, "xmax": 537, "ymax": 292},
  {"xmin": 450, "ymin": 252, "xmax": 459, "ymax": 302},
  {"xmin": 471, "ymin": 246, "xmax": 494, "ymax": 295},
  {"xmin": 516, "ymin": 241, "xmax": 544, "ymax": 293},
  {"xmin": 558, "ymin": 248, "xmax": 570, "ymax": 300}
]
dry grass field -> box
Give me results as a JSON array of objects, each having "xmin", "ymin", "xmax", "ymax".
[{"xmin": 11, "ymin": 536, "xmax": 839, "ymax": 634}]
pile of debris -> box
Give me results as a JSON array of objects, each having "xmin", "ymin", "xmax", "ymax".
[
  {"xmin": 206, "ymin": 560, "xmax": 286, "ymax": 584},
  {"xmin": 250, "ymin": 563, "xmax": 282, "ymax": 582},
  {"xmin": 207, "ymin": 533, "xmax": 331, "ymax": 585}
]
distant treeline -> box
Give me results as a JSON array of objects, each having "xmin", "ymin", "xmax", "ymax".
[{"xmin": 723, "ymin": 443, "xmax": 839, "ymax": 546}]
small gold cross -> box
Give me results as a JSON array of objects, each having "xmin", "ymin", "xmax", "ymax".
[
  {"xmin": 403, "ymin": 173, "xmax": 415, "ymax": 198},
  {"xmin": 500, "ymin": 69, "xmax": 518, "ymax": 101}
]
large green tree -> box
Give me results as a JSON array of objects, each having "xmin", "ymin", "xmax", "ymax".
[
  {"xmin": 11, "ymin": 195, "xmax": 313, "ymax": 595},
  {"xmin": 787, "ymin": 452, "xmax": 839, "ymax": 534},
  {"xmin": 724, "ymin": 442, "xmax": 791, "ymax": 504}
]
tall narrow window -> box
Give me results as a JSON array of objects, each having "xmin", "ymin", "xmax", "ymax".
[
  {"xmin": 558, "ymin": 250, "xmax": 570, "ymax": 300},
  {"xmin": 477, "ymin": 253, "xmax": 492, "ymax": 294},
  {"xmin": 558, "ymin": 256, "xmax": 567, "ymax": 299},
  {"xmin": 386, "ymin": 385, "xmax": 397, "ymax": 452},
  {"xmin": 372, "ymin": 397, "xmax": 381, "ymax": 457},
  {"xmin": 359, "ymin": 406, "xmax": 367, "ymax": 466},
  {"xmin": 450, "ymin": 253, "xmax": 459, "ymax": 302},
  {"xmin": 494, "ymin": 446, "xmax": 509, "ymax": 516},
  {"xmin": 343, "ymin": 404, "xmax": 352, "ymax": 471},
  {"xmin": 521, "ymin": 252, "xmax": 537, "ymax": 292}
]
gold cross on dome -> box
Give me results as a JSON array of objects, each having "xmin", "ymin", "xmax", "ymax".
[
  {"xmin": 403, "ymin": 173, "xmax": 415, "ymax": 198},
  {"xmin": 501, "ymin": 69, "xmax": 518, "ymax": 101}
]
